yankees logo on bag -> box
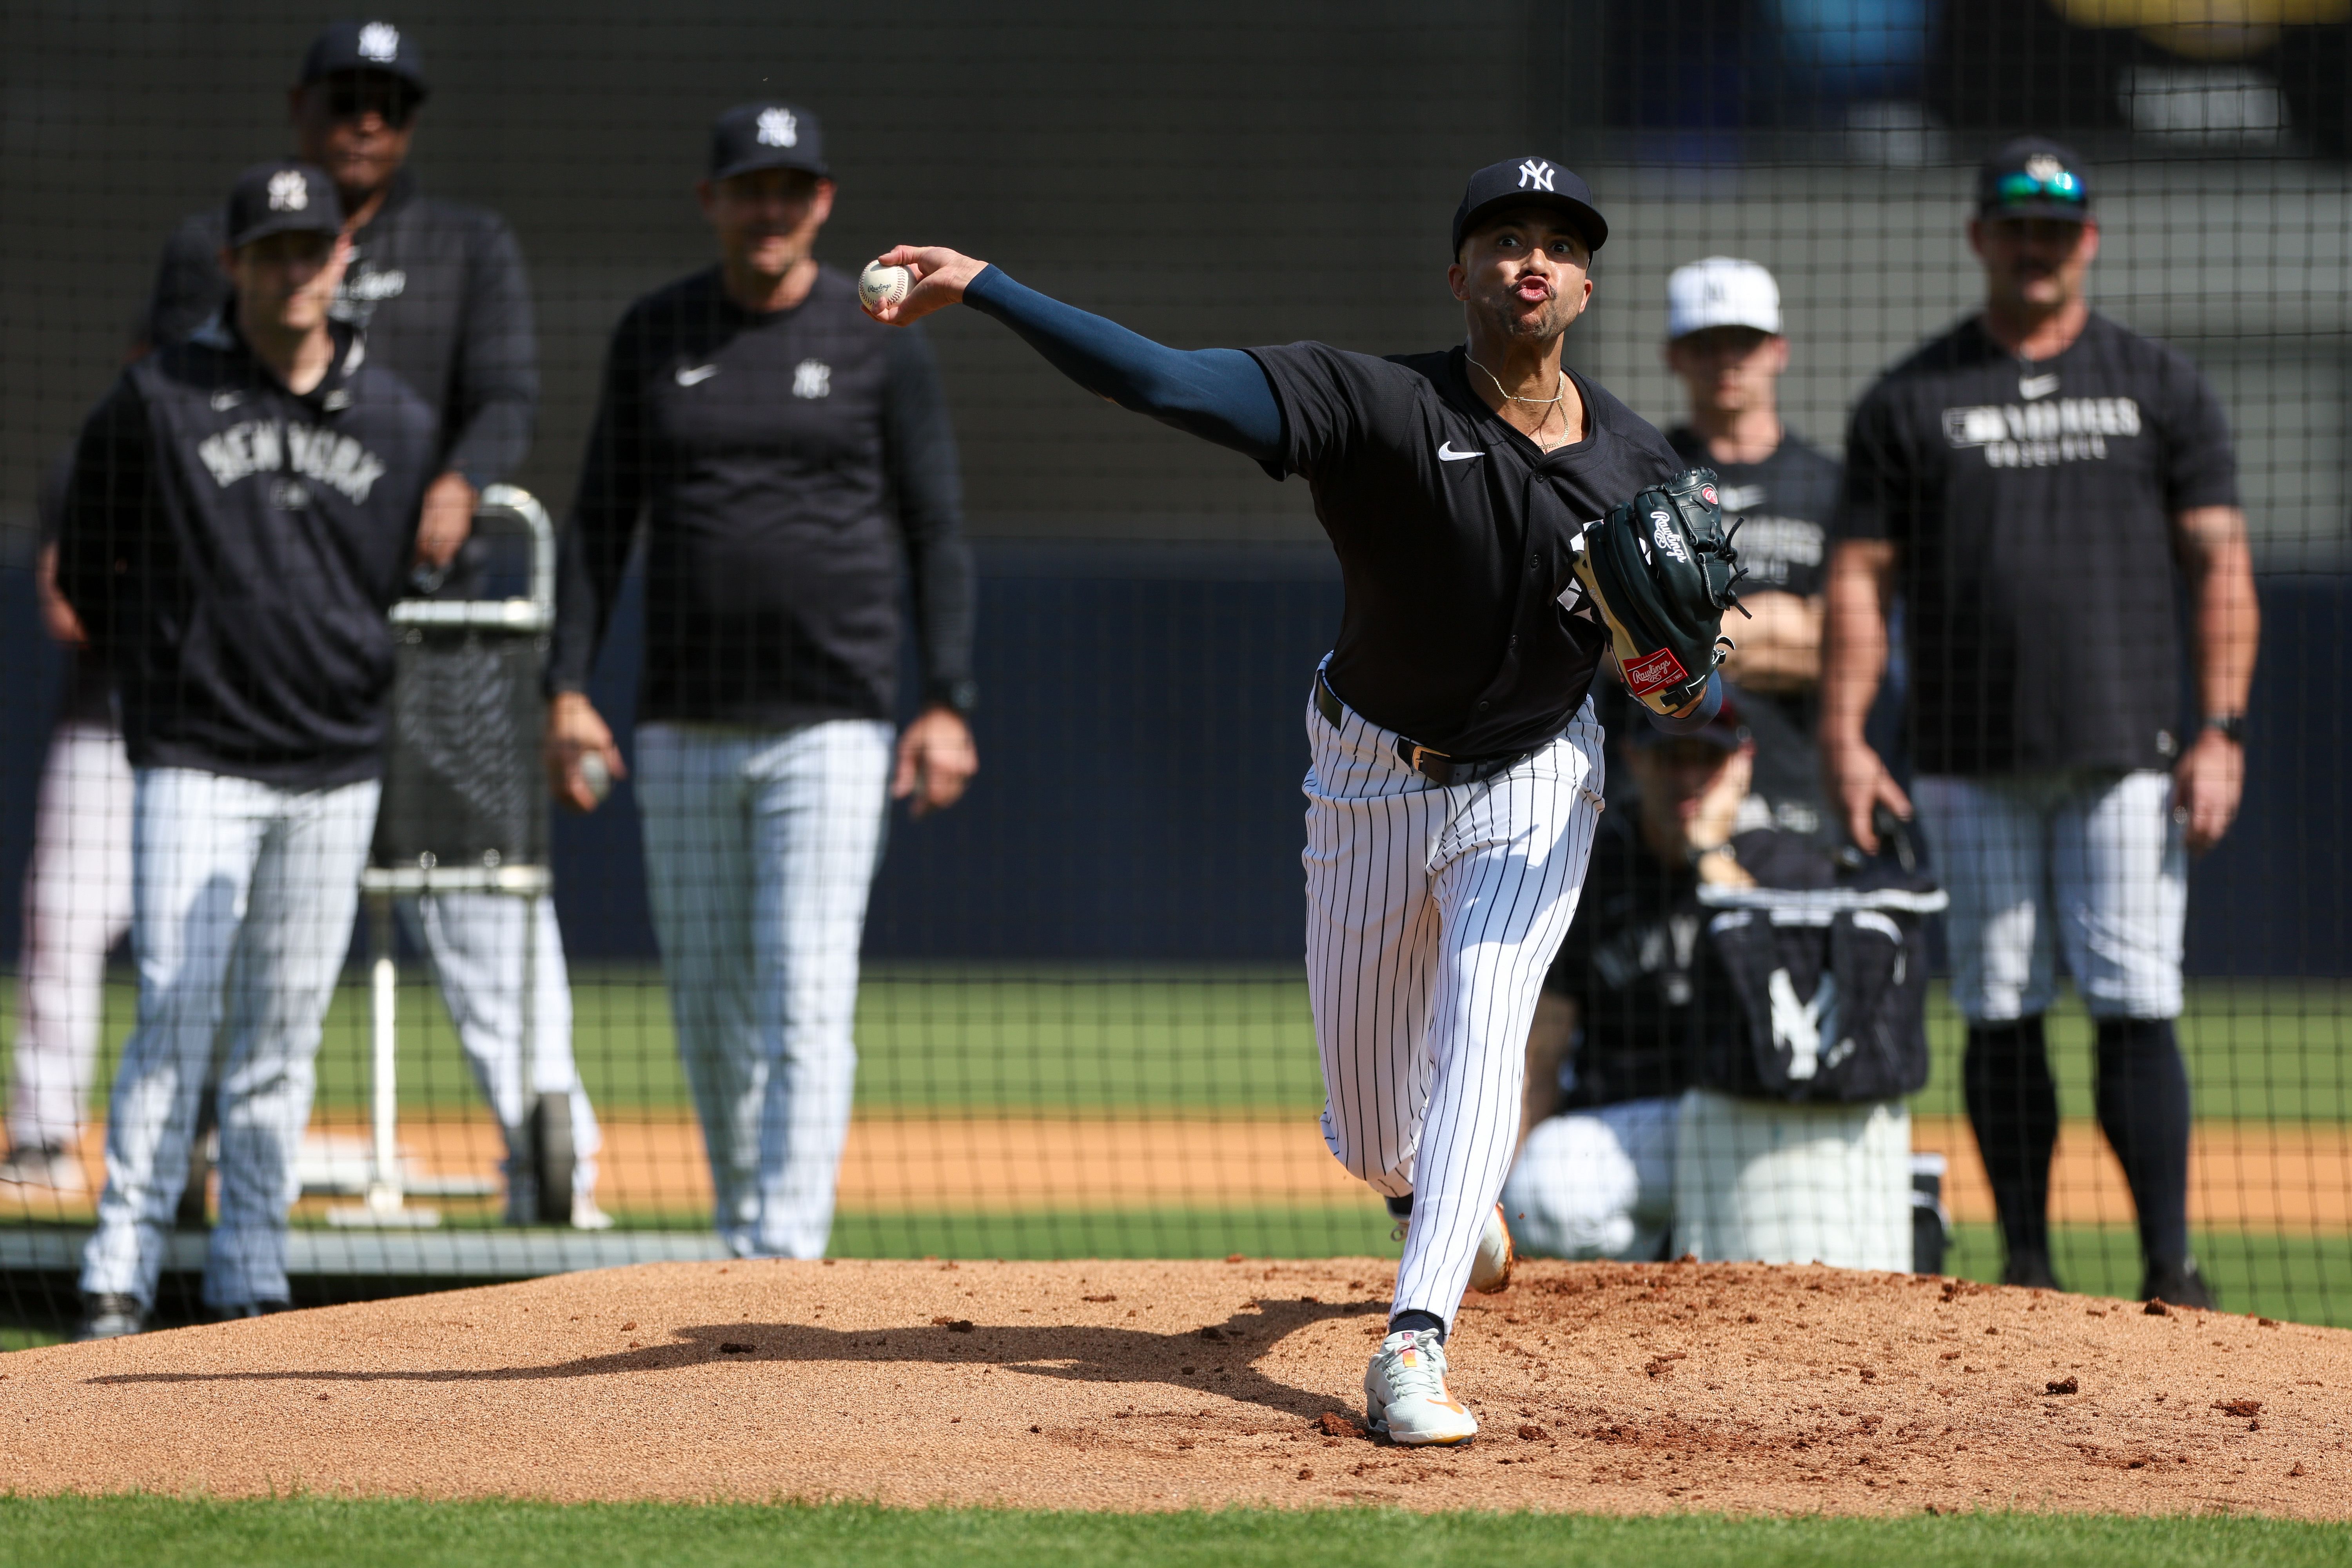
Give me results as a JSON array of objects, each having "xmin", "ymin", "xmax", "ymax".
[
  {"xmin": 1572, "ymin": 468, "xmax": 1749, "ymax": 716},
  {"xmin": 1695, "ymin": 850, "xmax": 1948, "ymax": 1103}
]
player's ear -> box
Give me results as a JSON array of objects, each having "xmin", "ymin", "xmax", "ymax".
[
  {"xmin": 693, "ymin": 178, "xmax": 718, "ymax": 222},
  {"xmin": 1767, "ymin": 334, "xmax": 1790, "ymax": 374},
  {"xmin": 2076, "ymin": 218, "xmax": 2102, "ymax": 266},
  {"xmin": 808, "ymin": 178, "xmax": 837, "ymax": 228},
  {"xmin": 1446, "ymin": 260, "xmax": 1470, "ymax": 303},
  {"xmin": 1965, "ymin": 218, "xmax": 1987, "ymax": 260}
]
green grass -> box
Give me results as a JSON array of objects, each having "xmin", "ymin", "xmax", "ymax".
[
  {"xmin": 9, "ymin": 969, "xmax": 2343, "ymax": 1122},
  {"xmin": 1911, "ymin": 980, "xmax": 2352, "ymax": 1126},
  {"xmin": 0, "ymin": 1498, "xmax": 2343, "ymax": 1568},
  {"xmin": 1940, "ymin": 1222, "xmax": 2352, "ymax": 1328},
  {"xmin": 1, "ymin": 967, "xmax": 1328, "ymax": 1118},
  {"xmin": 826, "ymin": 1202, "xmax": 1399, "ymax": 1263}
]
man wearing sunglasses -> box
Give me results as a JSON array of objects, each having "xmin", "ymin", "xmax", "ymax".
[
  {"xmin": 1821, "ymin": 137, "xmax": 2259, "ymax": 1308},
  {"xmin": 126, "ymin": 22, "xmax": 606, "ymax": 1229}
]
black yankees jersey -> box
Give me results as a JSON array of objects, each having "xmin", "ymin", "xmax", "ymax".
[
  {"xmin": 1835, "ymin": 312, "xmax": 2238, "ymax": 775},
  {"xmin": 56, "ymin": 318, "xmax": 438, "ymax": 788},
  {"xmin": 1250, "ymin": 343, "xmax": 1681, "ymax": 759},
  {"xmin": 142, "ymin": 170, "xmax": 537, "ymax": 490},
  {"xmin": 1666, "ymin": 425, "xmax": 1838, "ymax": 599},
  {"xmin": 550, "ymin": 265, "xmax": 974, "ymax": 728}
]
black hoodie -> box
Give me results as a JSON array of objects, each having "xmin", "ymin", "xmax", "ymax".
[{"xmin": 57, "ymin": 313, "xmax": 437, "ymax": 788}]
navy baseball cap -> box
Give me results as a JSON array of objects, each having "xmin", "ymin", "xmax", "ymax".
[
  {"xmin": 709, "ymin": 102, "xmax": 829, "ymax": 181},
  {"xmin": 1976, "ymin": 136, "xmax": 2091, "ymax": 222},
  {"xmin": 1452, "ymin": 157, "xmax": 1607, "ymax": 257},
  {"xmin": 225, "ymin": 160, "xmax": 346, "ymax": 249},
  {"xmin": 299, "ymin": 20, "xmax": 428, "ymax": 100}
]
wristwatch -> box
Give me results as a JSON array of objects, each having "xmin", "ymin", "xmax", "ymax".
[
  {"xmin": 2203, "ymin": 713, "xmax": 2246, "ymax": 745},
  {"xmin": 927, "ymin": 678, "xmax": 980, "ymax": 717}
]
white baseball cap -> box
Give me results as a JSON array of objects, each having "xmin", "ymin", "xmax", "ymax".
[{"xmin": 1666, "ymin": 256, "xmax": 1782, "ymax": 340}]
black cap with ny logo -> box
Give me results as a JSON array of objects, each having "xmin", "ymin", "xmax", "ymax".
[
  {"xmin": 225, "ymin": 160, "xmax": 346, "ymax": 250},
  {"xmin": 1451, "ymin": 157, "xmax": 1608, "ymax": 257}
]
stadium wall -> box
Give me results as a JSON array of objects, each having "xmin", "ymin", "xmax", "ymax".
[{"xmin": 1, "ymin": 2, "xmax": 2344, "ymax": 970}]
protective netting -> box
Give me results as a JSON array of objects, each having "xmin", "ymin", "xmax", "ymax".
[{"xmin": 0, "ymin": 4, "xmax": 2345, "ymax": 1341}]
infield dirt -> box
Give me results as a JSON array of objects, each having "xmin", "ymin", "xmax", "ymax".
[{"xmin": 2, "ymin": 1258, "xmax": 2345, "ymax": 1516}]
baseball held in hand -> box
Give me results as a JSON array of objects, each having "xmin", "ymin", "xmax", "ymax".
[
  {"xmin": 576, "ymin": 751, "xmax": 611, "ymax": 805},
  {"xmin": 858, "ymin": 261, "xmax": 911, "ymax": 315}
]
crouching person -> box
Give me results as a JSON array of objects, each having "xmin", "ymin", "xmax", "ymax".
[
  {"xmin": 60, "ymin": 162, "xmax": 438, "ymax": 1337},
  {"xmin": 1504, "ymin": 697, "xmax": 1941, "ymax": 1270}
]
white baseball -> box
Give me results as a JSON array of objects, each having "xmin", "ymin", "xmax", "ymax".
[
  {"xmin": 576, "ymin": 751, "xmax": 611, "ymax": 805},
  {"xmin": 858, "ymin": 261, "xmax": 911, "ymax": 315}
]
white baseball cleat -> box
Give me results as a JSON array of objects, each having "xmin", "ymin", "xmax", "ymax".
[
  {"xmin": 1364, "ymin": 1328, "xmax": 1477, "ymax": 1446},
  {"xmin": 1470, "ymin": 1201, "xmax": 1516, "ymax": 1294}
]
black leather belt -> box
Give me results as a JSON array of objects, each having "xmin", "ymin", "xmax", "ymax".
[{"xmin": 1313, "ymin": 671, "xmax": 1535, "ymax": 788}]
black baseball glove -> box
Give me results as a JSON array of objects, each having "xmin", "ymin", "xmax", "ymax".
[{"xmin": 1572, "ymin": 467, "xmax": 1749, "ymax": 716}]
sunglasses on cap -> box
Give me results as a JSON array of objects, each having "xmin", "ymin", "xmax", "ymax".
[
  {"xmin": 1991, "ymin": 168, "xmax": 2085, "ymax": 207},
  {"xmin": 320, "ymin": 74, "xmax": 419, "ymax": 128}
]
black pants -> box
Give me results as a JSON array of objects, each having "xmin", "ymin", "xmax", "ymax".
[
  {"xmin": 1957, "ymin": 1020, "xmax": 2192, "ymax": 1279},
  {"xmin": 1963, "ymin": 1016, "xmax": 2192, "ymax": 1268}
]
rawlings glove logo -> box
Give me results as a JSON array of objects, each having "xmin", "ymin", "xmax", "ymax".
[
  {"xmin": 1621, "ymin": 646, "xmax": 1691, "ymax": 697},
  {"xmin": 1650, "ymin": 509, "xmax": 1689, "ymax": 563}
]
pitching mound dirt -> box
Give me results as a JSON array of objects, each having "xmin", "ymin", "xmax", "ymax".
[{"xmin": 2, "ymin": 1259, "xmax": 2345, "ymax": 1515}]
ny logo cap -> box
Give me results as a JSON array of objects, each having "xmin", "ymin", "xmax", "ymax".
[{"xmin": 1452, "ymin": 156, "xmax": 1607, "ymax": 257}]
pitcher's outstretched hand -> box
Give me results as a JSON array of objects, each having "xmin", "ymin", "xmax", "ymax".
[{"xmin": 860, "ymin": 245, "xmax": 990, "ymax": 326}]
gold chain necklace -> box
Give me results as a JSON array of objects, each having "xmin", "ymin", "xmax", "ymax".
[{"xmin": 1466, "ymin": 352, "xmax": 1568, "ymax": 446}]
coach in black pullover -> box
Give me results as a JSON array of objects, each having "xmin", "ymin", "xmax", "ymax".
[
  {"xmin": 546, "ymin": 107, "xmax": 974, "ymax": 813},
  {"xmin": 541, "ymin": 105, "xmax": 974, "ymax": 1259}
]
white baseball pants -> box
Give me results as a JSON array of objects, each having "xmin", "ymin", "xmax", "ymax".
[
  {"xmin": 635, "ymin": 719, "xmax": 892, "ymax": 1259},
  {"xmin": 1304, "ymin": 670, "xmax": 1605, "ymax": 1327},
  {"xmin": 81, "ymin": 768, "xmax": 378, "ymax": 1309},
  {"xmin": 397, "ymin": 894, "xmax": 601, "ymax": 1207},
  {"xmin": 9, "ymin": 720, "xmax": 134, "ymax": 1152},
  {"xmin": 1501, "ymin": 1095, "xmax": 1679, "ymax": 1261},
  {"xmin": 1910, "ymin": 769, "xmax": 2186, "ymax": 1023}
]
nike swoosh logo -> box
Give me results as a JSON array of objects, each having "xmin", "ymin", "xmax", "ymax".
[
  {"xmin": 1437, "ymin": 441, "xmax": 1484, "ymax": 462},
  {"xmin": 675, "ymin": 364, "xmax": 720, "ymax": 386},
  {"xmin": 2018, "ymin": 374, "xmax": 2060, "ymax": 400}
]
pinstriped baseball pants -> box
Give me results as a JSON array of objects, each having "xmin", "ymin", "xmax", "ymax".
[{"xmin": 1303, "ymin": 665, "xmax": 1606, "ymax": 1327}]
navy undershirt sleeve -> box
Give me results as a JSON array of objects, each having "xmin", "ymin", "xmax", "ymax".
[
  {"xmin": 961, "ymin": 265, "xmax": 1282, "ymax": 465},
  {"xmin": 1641, "ymin": 671, "xmax": 1725, "ymax": 735}
]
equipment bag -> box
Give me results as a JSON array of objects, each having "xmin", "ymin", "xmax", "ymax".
[{"xmin": 1696, "ymin": 862, "xmax": 1947, "ymax": 1104}]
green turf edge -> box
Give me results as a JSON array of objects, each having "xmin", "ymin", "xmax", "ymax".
[{"xmin": 0, "ymin": 1497, "xmax": 2344, "ymax": 1568}]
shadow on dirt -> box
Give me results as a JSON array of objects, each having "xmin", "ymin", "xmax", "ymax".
[{"xmin": 85, "ymin": 1295, "xmax": 1394, "ymax": 1420}]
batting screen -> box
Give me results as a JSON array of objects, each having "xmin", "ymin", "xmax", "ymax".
[{"xmin": 0, "ymin": 2, "xmax": 2345, "ymax": 1342}]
